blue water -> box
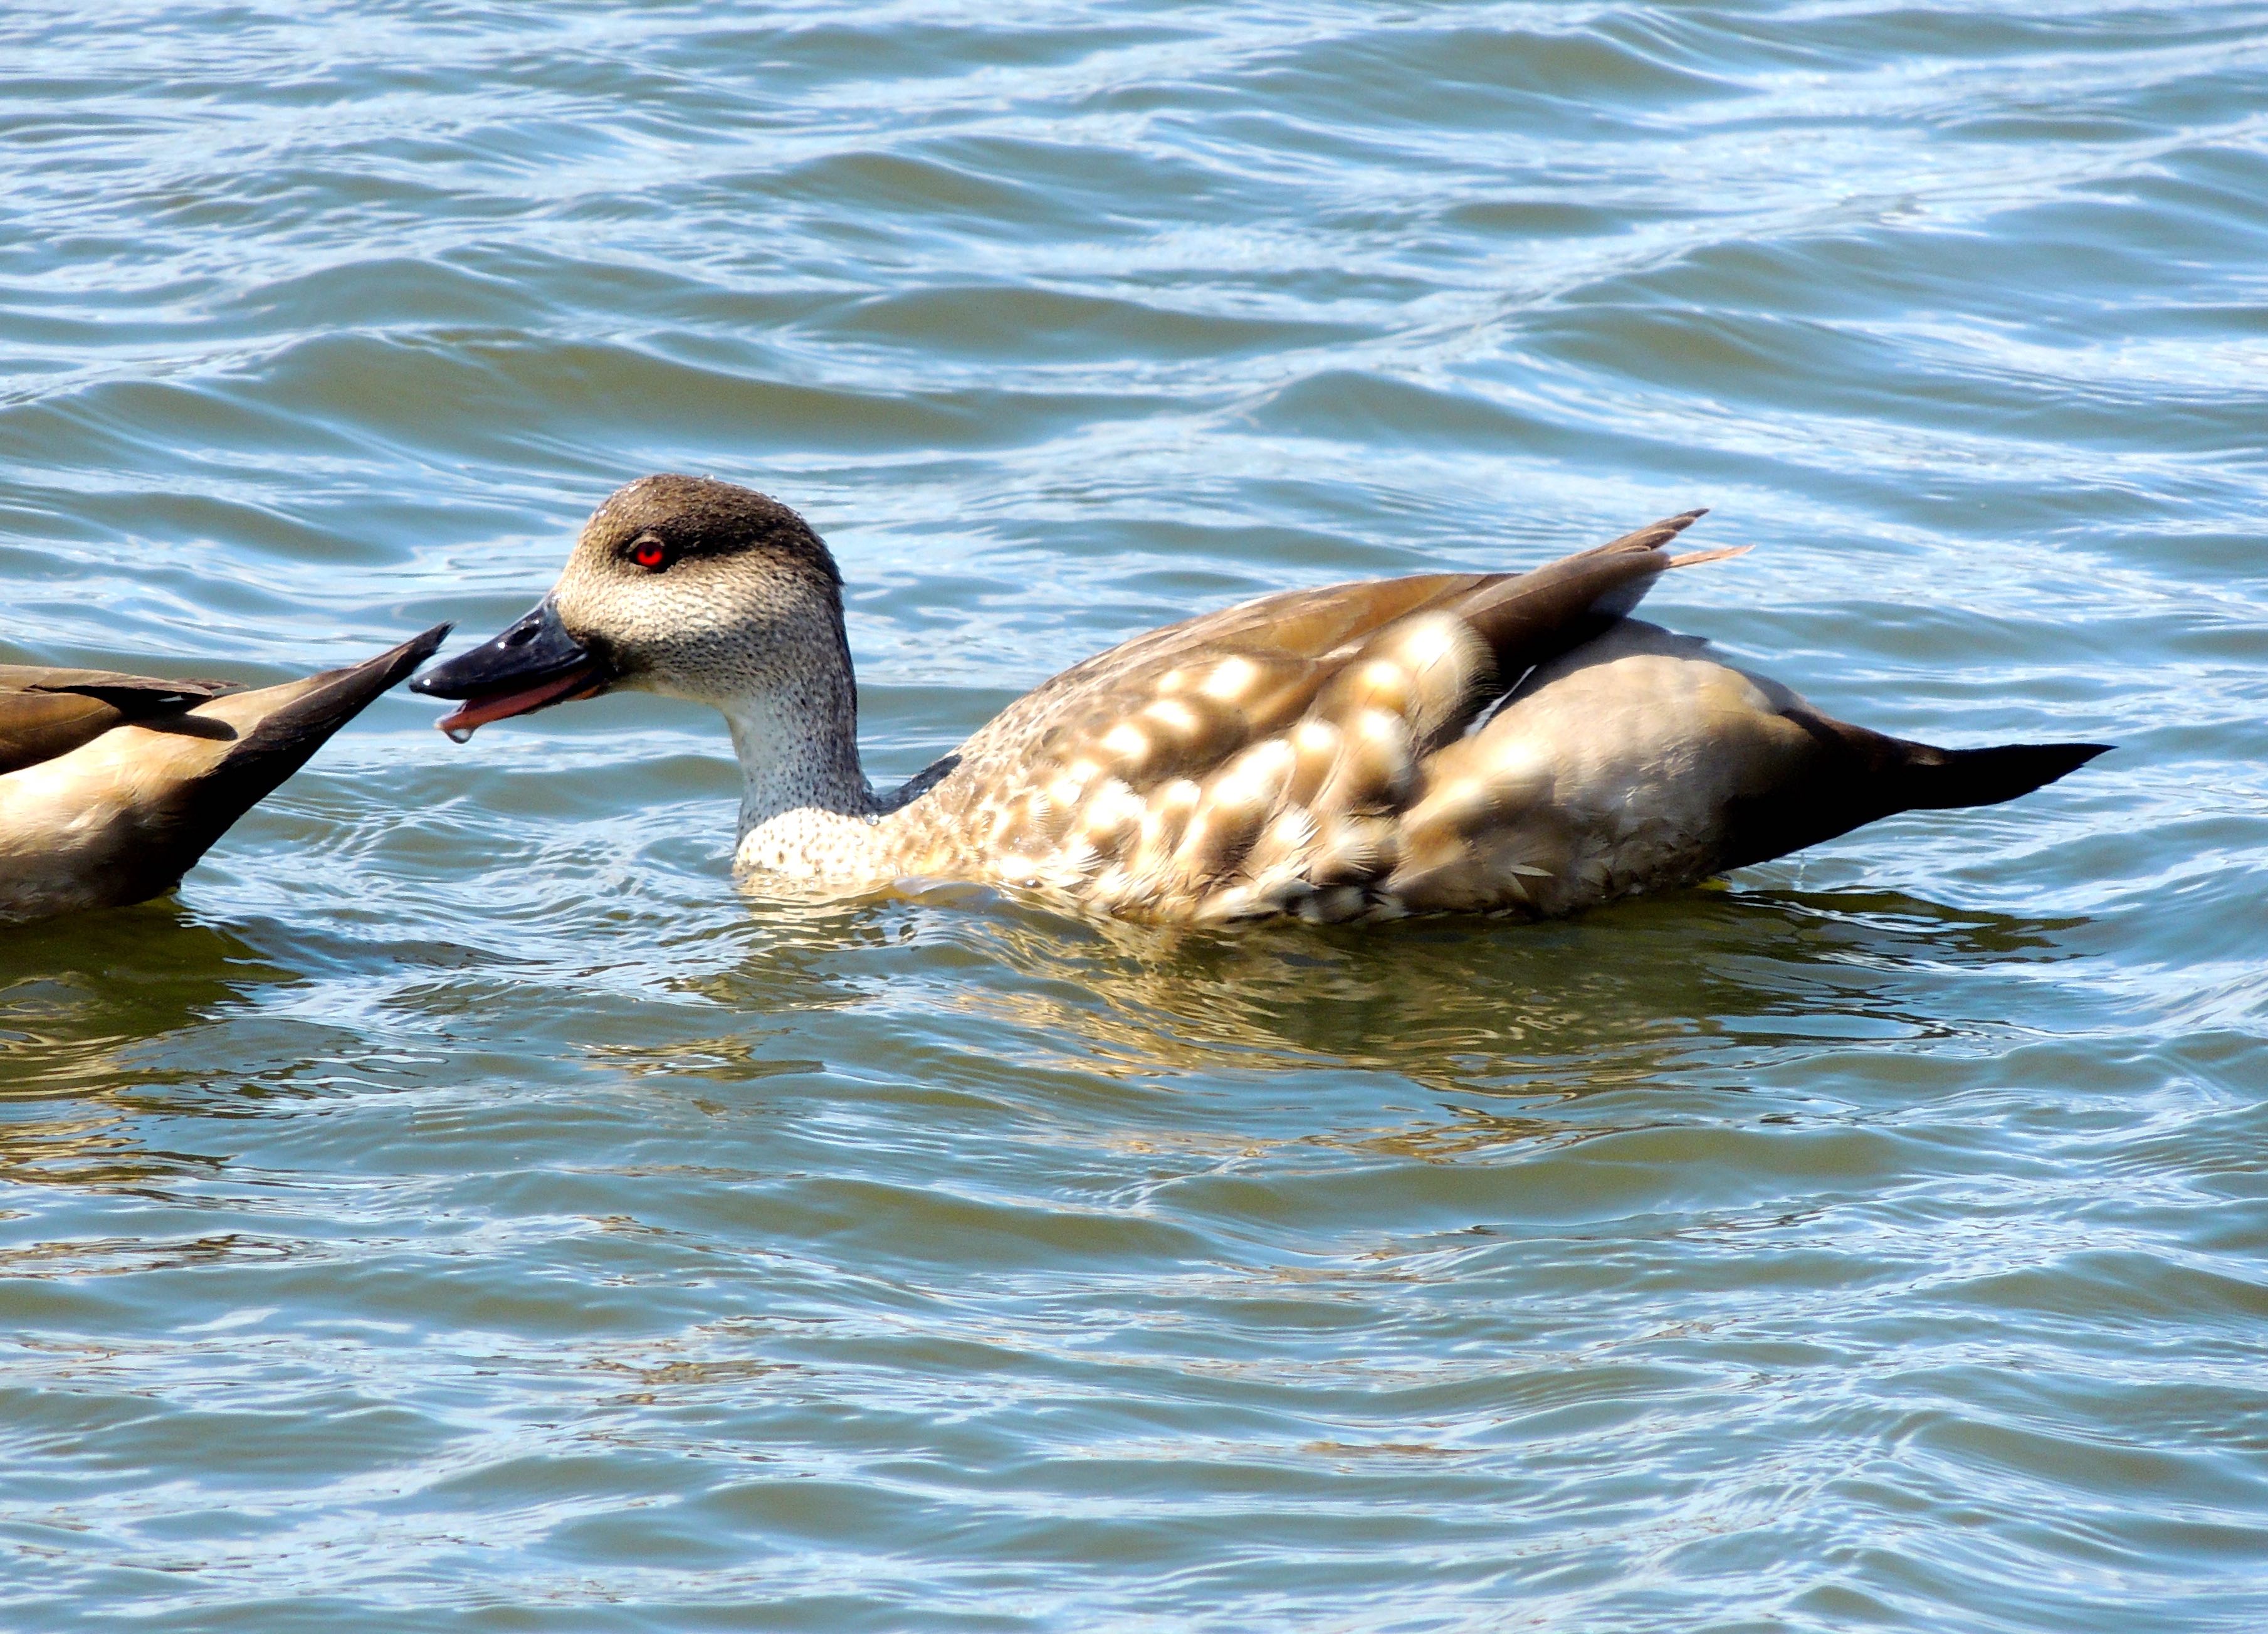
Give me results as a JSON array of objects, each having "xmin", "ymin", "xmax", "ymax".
[{"xmin": 3, "ymin": 3, "xmax": 2266, "ymax": 1628}]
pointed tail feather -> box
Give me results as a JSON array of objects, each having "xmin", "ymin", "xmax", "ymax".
[
  {"xmin": 1451, "ymin": 509, "xmax": 1735, "ymax": 683},
  {"xmin": 1575, "ymin": 509, "xmax": 1709, "ymax": 557},
  {"xmin": 177, "ymin": 623, "xmax": 453, "ymax": 857},
  {"xmin": 1893, "ymin": 741, "xmax": 2111, "ymax": 811},
  {"xmin": 1, "ymin": 625, "xmax": 451, "ymax": 922},
  {"xmin": 1719, "ymin": 712, "xmax": 2109, "ymax": 873}
]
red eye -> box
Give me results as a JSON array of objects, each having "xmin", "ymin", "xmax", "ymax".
[{"xmin": 631, "ymin": 538, "xmax": 668, "ymax": 571}]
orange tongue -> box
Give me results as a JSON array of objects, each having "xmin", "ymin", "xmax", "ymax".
[{"xmin": 436, "ymin": 670, "xmax": 594, "ymax": 740}]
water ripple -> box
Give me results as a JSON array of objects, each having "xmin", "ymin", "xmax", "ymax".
[{"xmin": 3, "ymin": 1, "xmax": 2265, "ymax": 1628}]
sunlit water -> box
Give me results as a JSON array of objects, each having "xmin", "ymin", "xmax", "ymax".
[{"xmin": 4, "ymin": 3, "xmax": 2265, "ymax": 1628}]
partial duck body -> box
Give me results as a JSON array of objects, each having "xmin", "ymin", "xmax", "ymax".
[
  {"xmin": 0, "ymin": 626, "xmax": 448, "ymax": 925},
  {"xmin": 414, "ymin": 477, "xmax": 2106, "ymax": 925}
]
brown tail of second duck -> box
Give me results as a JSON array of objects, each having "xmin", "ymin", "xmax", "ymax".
[
  {"xmin": 150, "ymin": 625, "xmax": 454, "ymax": 882},
  {"xmin": 0, "ymin": 624, "xmax": 450, "ymax": 924}
]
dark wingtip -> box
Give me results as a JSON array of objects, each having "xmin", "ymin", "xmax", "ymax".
[
  {"xmin": 406, "ymin": 626, "xmax": 457, "ymax": 697},
  {"xmin": 1638, "ymin": 509, "xmax": 1709, "ymax": 546},
  {"xmin": 243, "ymin": 623, "xmax": 458, "ymax": 745},
  {"xmin": 148, "ymin": 625, "xmax": 468, "ymax": 881},
  {"xmin": 1588, "ymin": 508, "xmax": 1711, "ymax": 558},
  {"xmin": 2017, "ymin": 741, "xmax": 2114, "ymax": 783},
  {"xmin": 388, "ymin": 622, "xmax": 453, "ymax": 683},
  {"xmin": 307, "ymin": 621, "xmax": 450, "ymax": 689}
]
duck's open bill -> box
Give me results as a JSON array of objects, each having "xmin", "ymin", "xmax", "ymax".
[{"xmin": 411, "ymin": 597, "xmax": 608, "ymax": 738}]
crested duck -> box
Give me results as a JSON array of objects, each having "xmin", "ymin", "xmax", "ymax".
[
  {"xmin": 414, "ymin": 477, "xmax": 2105, "ymax": 924},
  {"xmin": 0, "ymin": 626, "xmax": 448, "ymax": 925}
]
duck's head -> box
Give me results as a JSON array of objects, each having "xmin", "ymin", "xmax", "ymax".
[{"xmin": 412, "ymin": 475, "xmax": 848, "ymax": 739}]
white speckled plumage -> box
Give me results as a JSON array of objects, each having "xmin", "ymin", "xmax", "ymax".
[{"xmin": 422, "ymin": 476, "xmax": 2109, "ymax": 924}]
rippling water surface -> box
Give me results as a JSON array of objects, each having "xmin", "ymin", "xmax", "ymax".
[{"xmin": 4, "ymin": 3, "xmax": 2266, "ymax": 1628}]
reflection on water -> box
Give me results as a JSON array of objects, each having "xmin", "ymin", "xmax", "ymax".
[
  {"xmin": 0, "ymin": 908, "xmax": 282, "ymax": 1090},
  {"xmin": 694, "ymin": 882, "xmax": 2089, "ymax": 1095},
  {"xmin": 0, "ymin": 907, "xmax": 284, "ymax": 1190},
  {"xmin": 13, "ymin": 868, "xmax": 2081, "ymax": 1195}
]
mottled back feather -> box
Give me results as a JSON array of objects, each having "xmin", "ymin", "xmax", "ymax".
[{"xmin": 880, "ymin": 513, "xmax": 1744, "ymax": 917}]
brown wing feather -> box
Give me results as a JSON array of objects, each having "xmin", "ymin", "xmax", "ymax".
[
  {"xmin": 901, "ymin": 574, "xmax": 1486, "ymax": 814},
  {"xmin": 0, "ymin": 665, "xmax": 240, "ymax": 700},
  {"xmin": 0, "ymin": 665, "xmax": 243, "ymax": 777},
  {"xmin": 886, "ymin": 514, "xmax": 1730, "ymax": 903}
]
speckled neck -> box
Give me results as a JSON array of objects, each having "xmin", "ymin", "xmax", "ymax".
[{"xmin": 720, "ymin": 678, "xmax": 875, "ymax": 838}]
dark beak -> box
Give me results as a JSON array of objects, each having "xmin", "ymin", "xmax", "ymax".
[{"xmin": 410, "ymin": 597, "xmax": 610, "ymax": 739}]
